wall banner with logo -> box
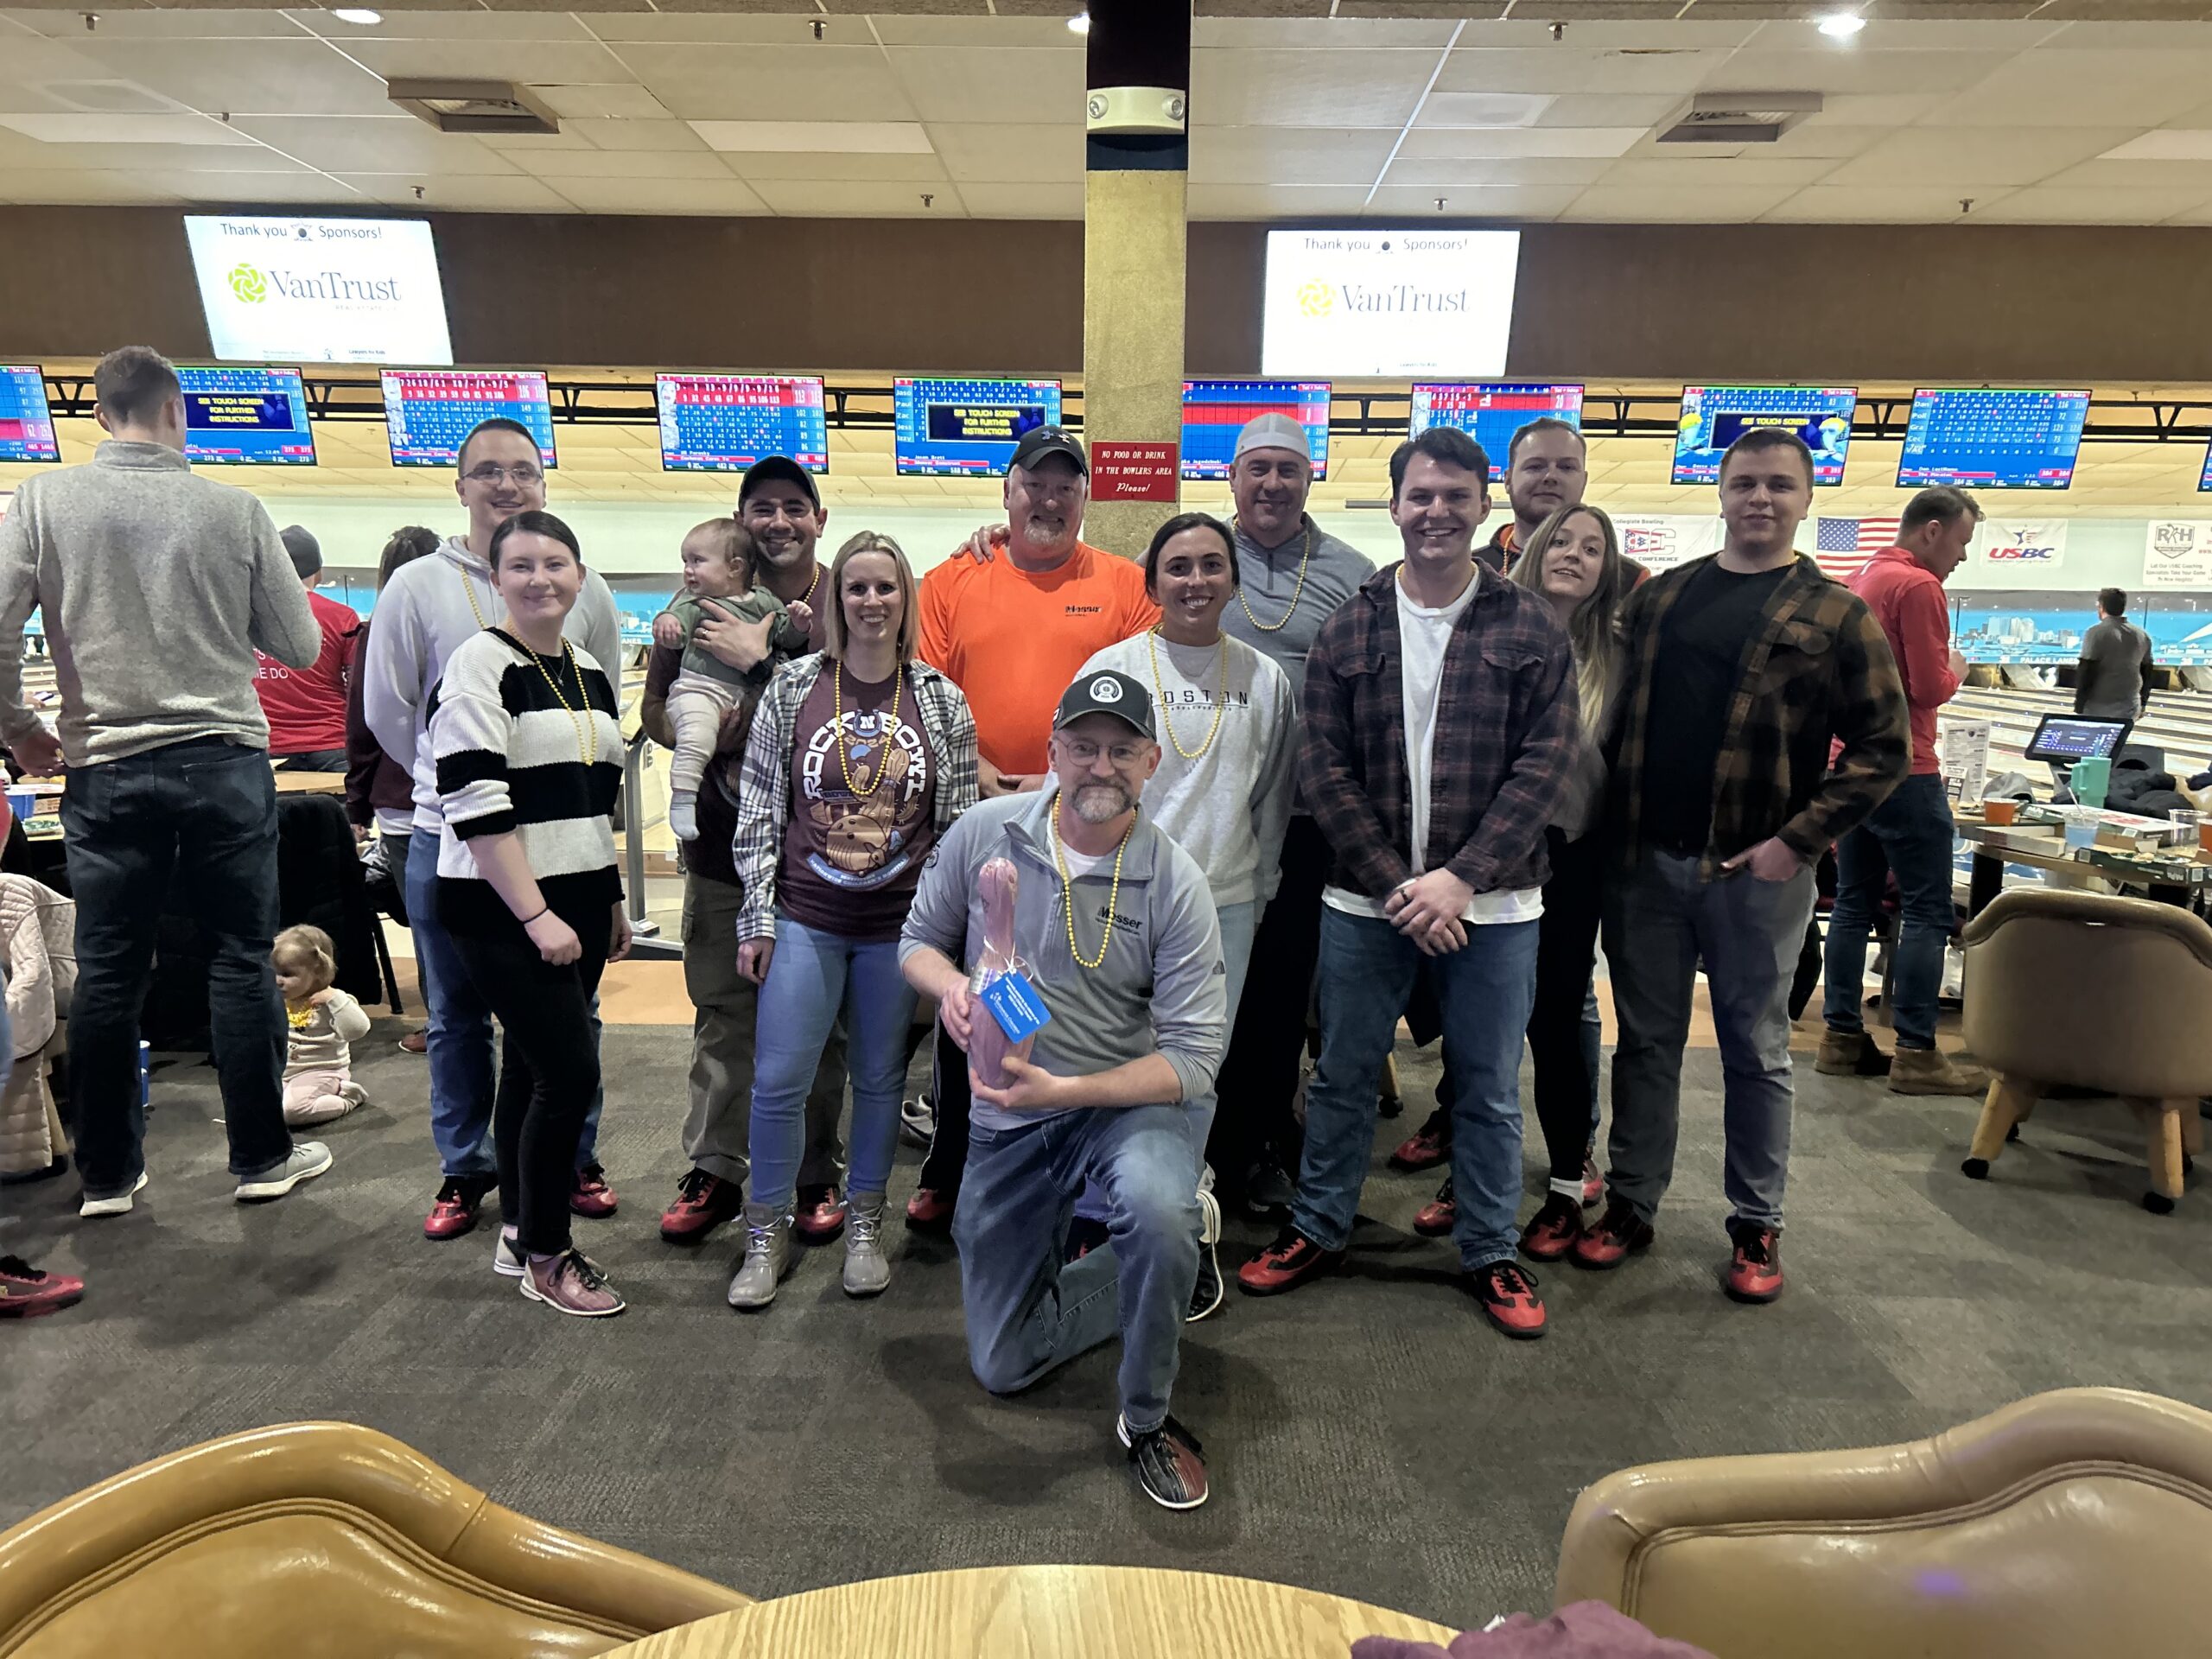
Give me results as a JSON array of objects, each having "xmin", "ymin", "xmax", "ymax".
[
  {"xmin": 1612, "ymin": 514, "xmax": 1723, "ymax": 574},
  {"xmin": 2142, "ymin": 521, "xmax": 2212, "ymax": 589},
  {"xmin": 1968, "ymin": 519, "xmax": 2068, "ymax": 575}
]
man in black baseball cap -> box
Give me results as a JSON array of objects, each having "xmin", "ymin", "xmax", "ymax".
[{"xmin": 1008, "ymin": 424, "xmax": 1088, "ymax": 477}]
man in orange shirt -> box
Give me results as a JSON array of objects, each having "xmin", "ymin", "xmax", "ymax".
[{"xmin": 907, "ymin": 425, "xmax": 1160, "ymax": 1224}]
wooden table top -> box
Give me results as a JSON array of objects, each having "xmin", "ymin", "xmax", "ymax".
[
  {"xmin": 601, "ymin": 1565, "xmax": 1459, "ymax": 1659},
  {"xmin": 271, "ymin": 769, "xmax": 346, "ymax": 795}
]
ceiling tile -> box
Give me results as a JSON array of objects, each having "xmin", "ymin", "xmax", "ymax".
[
  {"xmin": 950, "ymin": 181, "xmax": 1084, "ymax": 218},
  {"xmin": 1465, "ymin": 19, "xmax": 1769, "ymax": 46},
  {"xmin": 335, "ymin": 171, "xmax": 579, "ymax": 212},
  {"xmin": 568, "ymin": 13, "xmax": 820, "ymax": 44},
  {"xmin": 613, "ymin": 44, "xmax": 918, "ymax": 124},
  {"xmin": 1361, "ymin": 183, "xmax": 1583, "ymax": 219},
  {"xmin": 749, "ymin": 179, "xmax": 966, "ymax": 216},
  {"xmin": 689, "ymin": 121, "xmax": 933, "ymax": 155},
  {"xmin": 1761, "ymin": 183, "xmax": 2011, "ymax": 219},
  {"xmin": 44, "ymin": 38, "xmax": 394, "ymax": 118},
  {"xmin": 1822, "ymin": 125, "xmax": 2139, "ymax": 185},
  {"xmin": 556, "ymin": 117, "xmax": 700, "ymax": 151},
  {"xmin": 926, "ymin": 122, "xmax": 1082, "ymax": 182},
  {"xmin": 1193, "ymin": 17, "xmax": 1464, "ymax": 46},
  {"xmin": 1396, "ymin": 126, "xmax": 1648, "ymax": 159},
  {"xmin": 517, "ymin": 146, "xmax": 733, "ymax": 180},
  {"xmin": 1438, "ymin": 48, "xmax": 1734, "ymax": 96},
  {"xmin": 1918, "ymin": 48, "xmax": 2212, "ymax": 125},
  {"xmin": 1191, "ymin": 126, "xmax": 1399, "ymax": 186},
  {"xmin": 0, "ymin": 166, "xmax": 177, "ymax": 203},
  {"xmin": 0, "ymin": 138, "xmax": 308, "ymax": 172},
  {"xmin": 340, "ymin": 39, "xmax": 634, "ymax": 86},
  {"xmin": 1522, "ymin": 93, "xmax": 1683, "ymax": 129},
  {"xmin": 540, "ymin": 174, "xmax": 767, "ymax": 213},
  {"xmin": 1738, "ymin": 16, "xmax": 2066, "ymax": 48},
  {"xmin": 7, "ymin": 9, "xmax": 305, "ymax": 38},
  {"xmin": 720, "ymin": 149, "xmax": 950, "ymax": 182},
  {"xmin": 291, "ymin": 10, "xmax": 594, "ymax": 41},
  {"xmin": 2043, "ymin": 21, "xmax": 2212, "ymax": 46},
  {"xmin": 537, "ymin": 86, "xmax": 675, "ymax": 122},
  {"xmin": 0, "ymin": 111, "xmax": 254, "ymax": 145},
  {"xmin": 1191, "ymin": 48, "xmax": 1434, "ymax": 127},
  {"xmin": 1382, "ymin": 156, "xmax": 1616, "ymax": 186},
  {"xmin": 1185, "ymin": 181, "xmax": 1375, "ymax": 218},
  {"xmin": 1596, "ymin": 154, "xmax": 1840, "ymax": 184},
  {"xmin": 2042, "ymin": 156, "xmax": 2212, "ymax": 188},
  {"xmin": 1563, "ymin": 181, "xmax": 1802, "ymax": 218},
  {"xmin": 1970, "ymin": 182, "xmax": 2212, "ymax": 220},
  {"xmin": 1698, "ymin": 48, "xmax": 2014, "ymax": 94},
  {"xmin": 882, "ymin": 48, "xmax": 1085, "ymax": 125},
  {"xmin": 1749, "ymin": 123, "xmax": 1896, "ymax": 159},
  {"xmin": 869, "ymin": 17, "xmax": 1080, "ymax": 47},
  {"xmin": 232, "ymin": 115, "xmax": 521, "ymax": 175},
  {"xmin": 120, "ymin": 168, "xmax": 362, "ymax": 205},
  {"xmin": 474, "ymin": 128, "xmax": 596, "ymax": 152}
]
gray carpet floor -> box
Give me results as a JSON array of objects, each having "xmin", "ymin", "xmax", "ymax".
[{"xmin": 7, "ymin": 1020, "xmax": 2212, "ymax": 1631}]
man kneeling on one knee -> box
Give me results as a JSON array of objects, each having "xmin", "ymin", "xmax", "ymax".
[{"xmin": 899, "ymin": 670, "xmax": 1226, "ymax": 1512}]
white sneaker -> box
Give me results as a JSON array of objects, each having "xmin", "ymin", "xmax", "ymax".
[
  {"xmin": 492, "ymin": 1227, "xmax": 525, "ymax": 1278},
  {"xmin": 80, "ymin": 1170, "xmax": 149, "ymax": 1219},
  {"xmin": 235, "ymin": 1141, "xmax": 334, "ymax": 1203},
  {"xmin": 899, "ymin": 1091, "xmax": 936, "ymax": 1148}
]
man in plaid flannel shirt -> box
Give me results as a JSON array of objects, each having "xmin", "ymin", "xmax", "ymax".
[
  {"xmin": 1576, "ymin": 427, "xmax": 1909, "ymax": 1305},
  {"xmin": 1236, "ymin": 426, "xmax": 1579, "ymax": 1340}
]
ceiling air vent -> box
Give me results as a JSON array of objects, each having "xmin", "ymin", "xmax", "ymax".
[
  {"xmin": 388, "ymin": 79, "xmax": 560, "ymax": 137},
  {"xmin": 1656, "ymin": 91, "xmax": 1821, "ymax": 145}
]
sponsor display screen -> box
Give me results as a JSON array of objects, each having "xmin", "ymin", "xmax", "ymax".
[
  {"xmin": 381, "ymin": 370, "xmax": 556, "ymax": 469},
  {"xmin": 1672, "ymin": 385, "xmax": 1856, "ymax": 487},
  {"xmin": 1181, "ymin": 379, "xmax": 1331, "ymax": 480},
  {"xmin": 1409, "ymin": 383, "xmax": 1582, "ymax": 482},
  {"xmin": 1897, "ymin": 388, "xmax": 2090, "ymax": 490},
  {"xmin": 183, "ymin": 215, "xmax": 453, "ymax": 365},
  {"xmin": 657, "ymin": 374, "xmax": 828, "ymax": 474},
  {"xmin": 893, "ymin": 378, "xmax": 1061, "ymax": 477},
  {"xmin": 176, "ymin": 365, "xmax": 315, "ymax": 467},
  {"xmin": 1262, "ymin": 228, "xmax": 1519, "ymax": 377},
  {"xmin": 0, "ymin": 366, "xmax": 59, "ymax": 463}
]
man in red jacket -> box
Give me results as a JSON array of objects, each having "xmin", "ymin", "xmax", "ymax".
[
  {"xmin": 255, "ymin": 525, "xmax": 359, "ymax": 772},
  {"xmin": 1817, "ymin": 486, "xmax": 1988, "ymax": 1096}
]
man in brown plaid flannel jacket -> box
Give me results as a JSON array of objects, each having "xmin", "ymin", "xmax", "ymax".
[{"xmin": 1575, "ymin": 427, "xmax": 1909, "ymax": 1306}]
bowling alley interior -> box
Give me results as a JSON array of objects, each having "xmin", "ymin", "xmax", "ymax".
[{"xmin": 7, "ymin": 5, "xmax": 2212, "ymax": 1656}]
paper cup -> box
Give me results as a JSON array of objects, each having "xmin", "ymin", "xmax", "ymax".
[{"xmin": 1983, "ymin": 799, "xmax": 2018, "ymax": 826}]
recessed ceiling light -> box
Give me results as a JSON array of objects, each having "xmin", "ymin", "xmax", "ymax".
[
  {"xmin": 1067, "ymin": 12, "xmax": 1090, "ymax": 35},
  {"xmin": 1816, "ymin": 12, "xmax": 1866, "ymax": 37},
  {"xmin": 331, "ymin": 9, "xmax": 382, "ymax": 24}
]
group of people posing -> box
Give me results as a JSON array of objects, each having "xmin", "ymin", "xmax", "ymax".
[{"xmin": 2, "ymin": 344, "xmax": 1990, "ymax": 1516}]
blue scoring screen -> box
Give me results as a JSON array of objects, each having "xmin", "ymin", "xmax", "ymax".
[
  {"xmin": 893, "ymin": 378, "xmax": 1061, "ymax": 476},
  {"xmin": 1897, "ymin": 388, "xmax": 2090, "ymax": 491},
  {"xmin": 1673, "ymin": 385, "xmax": 1856, "ymax": 487},
  {"xmin": 382, "ymin": 370, "xmax": 558, "ymax": 469},
  {"xmin": 1181, "ymin": 380, "xmax": 1331, "ymax": 480},
  {"xmin": 178, "ymin": 365, "xmax": 316, "ymax": 467},
  {"xmin": 658, "ymin": 374, "xmax": 828, "ymax": 474},
  {"xmin": 0, "ymin": 365, "xmax": 58, "ymax": 464},
  {"xmin": 1409, "ymin": 383, "xmax": 1581, "ymax": 482}
]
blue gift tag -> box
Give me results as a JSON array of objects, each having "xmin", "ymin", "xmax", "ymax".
[{"xmin": 980, "ymin": 968, "xmax": 1052, "ymax": 1044}]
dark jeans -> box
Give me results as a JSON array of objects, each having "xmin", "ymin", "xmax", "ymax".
[
  {"xmin": 1528, "ymin": 829, "xmax": 1605, "ymax": 1186},
  {"xmin": 1207, "ymin": 812, "xmax": 1328, "ymax": 1185},
  {"xmin": 1823, "ymin": 772, "xmax": 1957, "ymax": 1051},
  {"xmin": 451, "ymin": 915, "xmax": 609, "ymax": 1257},
  {"xmin": 919, "ymin": 1017, "xmax": 974, "ymax": 1198},
  {"xmin": 275, "ymin": 748, "xmax": 349, "ymax": 772},
  {"xmin": 63, "ymin": 738, "xmax": 292, "ymax": 1197}
]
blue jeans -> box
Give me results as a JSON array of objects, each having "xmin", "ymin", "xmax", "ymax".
[
  {"xmin": 1605, "ymin": 845, "xmax": 1816, "ymax": 1232},
  {"xmin": 406, "ymin": 828, "xmax": 603, "ymax": 1179},
  {"xmin": 1823, "ymin": 772, "xmax": 1958, "ymax": 1051},
  {"xmin": 748, "ymin": 916, "xmax": 913, "ymax": 1212},
  {"xmin": 954, "ymin": 1102, "xmax": 1201, "ymax": 1435},
  {"xmin": 1294, "ymin": 908, "xmax": 1540, "ymax": 1271},
  {"xmin": 62, "ymin": 739, "xmax": 292, "ymax": 1196}
]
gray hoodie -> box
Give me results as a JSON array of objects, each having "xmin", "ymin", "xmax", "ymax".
[
  {"xmin": 0, "ymin": 442, "xmax": 319, "ymax": 766},
  {"xmin": 362, "ymin": 533, "xmax": 620, "ymax": 832}
]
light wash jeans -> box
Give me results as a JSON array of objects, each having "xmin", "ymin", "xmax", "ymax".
[
  {"xmin": 1293, "ymin": 908, "xmax": 1540, "ymax": 1271},
  {"xmin": 406, "ymin": 829, "xmax": 604, "ymax": 1179},
  {"xmin": 747, "ymin": 915, "xmax": 913, "ymax": 1212},
  {"xmin": 954, "ymin": 1101, "xmax": 1201, "ymax": 1435},
  {"xmin": 1604, "ymin": 845, "xmax": 1817, "ymax": 1232},
  {"xmin": 1823, "ymin": 772, "xmax": 1958, "ymax": 1051}
]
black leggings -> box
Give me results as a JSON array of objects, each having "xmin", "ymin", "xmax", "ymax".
[
  {"xmin": 1525, "ymin": 828, "xmax": 1604, "ymax": 1185},
  {"xmin": 453, "ymin": 913, "xmax": 608, "ymax": 1256}
]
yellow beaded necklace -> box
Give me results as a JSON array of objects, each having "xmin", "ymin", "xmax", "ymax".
[
  {"xmin": 1232, "ymin": 518, "xmax": 1314, "ymax": 634},
  {"xmin": 1049, "ymin": 791, "xmax": 1133, "ymax": 972},
  {"xmin": 833, "ymin": 660, "xmax": 903, "ymax": 800},
  {"xmin": 529, "ymin": 641, "xmax": 598, "ymax": 768},
  {"xmin": 1147, "ymin": 626, "xmax": 1226, "ymax": 762}
]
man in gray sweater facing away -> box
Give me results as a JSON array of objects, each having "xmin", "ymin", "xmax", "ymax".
[{"xmin": 0, "ymin": 346, "xmax": 334, "ymax": 1217}]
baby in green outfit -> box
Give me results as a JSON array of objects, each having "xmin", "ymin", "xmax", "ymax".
[{"xmin": 652, "ymin": 518, "xmax": 813, "ymax": 841}]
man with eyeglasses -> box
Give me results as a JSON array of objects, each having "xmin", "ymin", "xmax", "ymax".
[
  {"xmin": 363, "ymin": 416, "xmax": 623, "ymax": 1243},
  {"xmin": 643, "ymin": 456, "xmax": 850, "ymax": 1249},
  {"xmin": 899, "ymin": 669, "xmax": 1226, "ymax": 1510}
]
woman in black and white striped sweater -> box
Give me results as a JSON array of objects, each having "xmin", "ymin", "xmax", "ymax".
[{"xmin": 429, "ymin": 509, "xmax": 631, "ymax": 1317}]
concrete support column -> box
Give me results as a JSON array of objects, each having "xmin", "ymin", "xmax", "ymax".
[{"xmin": 1081, "ymin": 0, "xmax": 1192, "ymax": 559}]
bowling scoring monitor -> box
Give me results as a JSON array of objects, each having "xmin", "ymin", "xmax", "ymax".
[
  {"xmin": 893, "ymin": 378, "xmax": 1061, "ymax": 477},
  {"xmin": 1672, "ymin": 385, "xmax": 1856, "ymax": 487},
  {"xmin": 176, "ymin": 365, "xmax": 317, "ymax": 467}
]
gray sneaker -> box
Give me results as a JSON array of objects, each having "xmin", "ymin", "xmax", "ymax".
[
  {"xmin": 727, "ymin": 1204, "xmax": 792, "ymax": 1309},
  {"xmin": 899, "ymin": 1092, "xmax": 935, "ymax": 1148},
  {"xmin": 843, "ymin": 1192, "xmax": 892, "ymax": 1298},
  {"xmin": 492, "ymin": 1228, "xmax": 524, "ymax": 1278},
  {"xmin": 235, "ymin": 1141, "xmax": 333, "ymax": 1203},
  {"xmin": 79, "ymin": 1170, "xmax": 149, "ymax": 1219}
]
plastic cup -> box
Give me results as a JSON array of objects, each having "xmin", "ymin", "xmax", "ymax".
[
  {"xmin": 2171, "ymin": 810, "xmax": 2200, "ymax": 849},
  {"xmin": 2063, "ymin": 808, "xmax": 2100, "ymax": 854}
]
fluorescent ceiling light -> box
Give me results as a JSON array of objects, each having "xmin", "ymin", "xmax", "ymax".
[
  {"xmin": 2101, "ymin": 130, "xmax": 2212, "ymax": 162},
  {"xmin": 330, "ymin": 8, "xmax": 382, "ymax": 22},
  {"xmin": 0, "ymin": 112, "xmax": 257, "ymax": 145},
  {"xmin": 688, "ymin": 121, "xmax": 933, "ymax": 155},
  {"xmin": 1068, "ymin": 12, "xmax": 1091, "ymax": 34},
  {"xmin": 1817, "ymin": 12, "xmax": 1866, "ymax": 36}
]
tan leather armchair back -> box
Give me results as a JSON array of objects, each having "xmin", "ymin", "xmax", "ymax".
[
  {"xmin": 1554, "ymin": 1388, "xmax": 2212, "ymax": 1659},
  {"xmin": 1961, "ymin": 888, "xmax": 2212, "ymax": 1098},
  {"xmin": 0, "ymin": 1421, "xmax": 749, "ymax": 1658}
]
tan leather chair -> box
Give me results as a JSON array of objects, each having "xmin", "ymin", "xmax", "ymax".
[
  {"xmin": 0, "ymin": 1421, "xmax": 749, "ymax": 1657},
  {"xmin": 1555, "ymin": 1387, "xmax": 2212, "ymax": 1659},
  {"xmin": 1956, "ymin": 887, "xmax": 2211, "ymax": 1212}
]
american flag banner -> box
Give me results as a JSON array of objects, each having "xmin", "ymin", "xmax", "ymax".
[{"xmin": 1812, "ymin": 517, "xmax": 1900, "ymax": 582}]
